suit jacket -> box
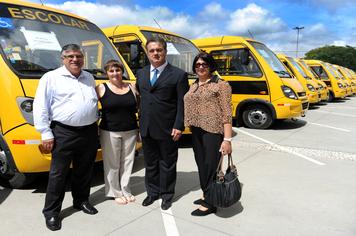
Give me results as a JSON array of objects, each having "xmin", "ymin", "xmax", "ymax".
[{"xmin": 136, "ymin": 63, "xmax": 189, "ymax": 140}]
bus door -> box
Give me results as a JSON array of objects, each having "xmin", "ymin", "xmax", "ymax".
[
  {"xmin": 112, "ymin": 35, "xmax": 148, "ymax": 75},
  {"xmin": 209, "ymin": 45, "xmax": 265, "ymax": 116}
]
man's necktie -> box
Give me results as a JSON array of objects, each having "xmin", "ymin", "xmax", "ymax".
[{"xmin": 151, "ymin": 69, "xmax": 158, "ymax": 86}]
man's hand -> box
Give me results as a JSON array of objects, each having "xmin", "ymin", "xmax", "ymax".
[
  {"xmin": 171, "ymin": 129, "xmax": 182, "ymax": 141},
  {"xmin": 41, "ymin": 138, "xmax": 54, "ymax": 153}
]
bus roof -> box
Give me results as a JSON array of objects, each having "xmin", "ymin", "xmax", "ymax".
[
  {"xmin": 2, "ymin": 0, "xmax": 88, "ymax": 21},
  {"xmin": 102, "ymin": 25, "xmax": 185, "ymax": 39},
  {"xmin": 192, "ymin": 36, "xmax": 259, "ymax": 48}
]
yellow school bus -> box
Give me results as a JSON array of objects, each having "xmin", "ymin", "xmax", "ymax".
[
  {"xmin": 102, "ymin": 25, "xmax": 199, "ymax": 79},
  {"xmin": 193, "ymin": 36, "xmax": 308, "ymax": 129},
  {"xmin": 331, "ymin": 64, "xmax": 355, "ymax": 95},
  {"xmin": 296, "ymin": 59, "xmax": 329, "ymax": 102},
  {"xmin": 338, "ymin": 66, "xmax": 356, "ymax": 94},
  {"xmin": 277, "ymin": 54, "xmax": 321, "ymax": 105},
  {"xmin": 305, "ymin": 60, "xmax": 346, "ymax": 101},
  {"xmin": 0, "ymin": 0, "xmax": 135, "ymax": 187}
]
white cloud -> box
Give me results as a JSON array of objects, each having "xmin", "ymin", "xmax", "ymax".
[
  {"xmin": 226, "ymin": 3, "xmax": 286, "ymax": 36},
  {"xmin": 39, "ymin": 1, "xmax": 353, "ymax": 56},
  {"xmin": 332, "ymin": 40, "xmax": 346, "ymax": 46},
  {"xmin": 47, "ymin": 1, "xmax": 216, "ymax": 39},
  {"xmin": 200, "ymin": 2, "xmax": 225, "ymax": 18}
]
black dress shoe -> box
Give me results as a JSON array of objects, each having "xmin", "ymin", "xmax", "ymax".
[
  {"xmin": 191, "ymin": 207, "xmax": 217, "ymax": 216},
  {"xmin": 161, "ymin": 200, "xmax": 172, "ymax": 210},
  {"xmin": 193, "ymin": 199, "xmax": 203, "ymax": 205},
  {"xmin": 142, "ymin": 196, "xmax": 158, "ymax": 206},
  {"xmin": 73, "ymin": 201, "xmax": 98, "ymax": 215},
  {"xmin": 45, "ymin": 216, "xmax": 61, "ymax": 231}
]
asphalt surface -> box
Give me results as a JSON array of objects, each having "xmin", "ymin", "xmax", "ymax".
[{"xmin": 1, "ymin": 96, "xmax": 356, "ymax": 236}]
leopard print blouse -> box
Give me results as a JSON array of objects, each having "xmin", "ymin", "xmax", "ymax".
[{"xmin": 184, "ymin": 76, "xmax": 232, "ymax": 134}]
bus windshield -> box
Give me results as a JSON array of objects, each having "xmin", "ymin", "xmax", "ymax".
[
  {"xmin": 249, "ymin": 41, "xmax": 291, "ymax": 78},
  {"xmin": 0, "ymin": 3, "xmax": 124, "ymax": 79},
  {"xmin": 322, "ymin": 62, "xmax": 339, "ymax": 79},
  {"xmin": 287, "ymin": 57, "xmax": 309, "ymax": 79},
  {"xmin": 299, "ymin": 60, "xmax": 320, "ymax": 79},
  {"xmin": 141, "ymin": 30, "xmax": 199, "ymax": 74}
]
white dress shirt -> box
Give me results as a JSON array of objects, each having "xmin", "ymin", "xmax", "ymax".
[
  {"xmin": 33, "ymin": 66, "xmax": 98, "ymax": 140},
  {"xmin": 150, "ymin": 61, "xmax": 168, "ymax": 82}
]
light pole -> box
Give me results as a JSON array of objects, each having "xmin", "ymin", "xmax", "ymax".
[{"xmin": 293, "ymin": 26, "xmax": 304, "ymax": 58}]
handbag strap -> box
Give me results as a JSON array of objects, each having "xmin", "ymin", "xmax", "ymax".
[{"xmin": 216, "ymin": 154, "xmax": 225, "ymax": 181}]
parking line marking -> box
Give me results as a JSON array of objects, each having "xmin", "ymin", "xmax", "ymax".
[
  {"xmin": 308, "ymin": 122, "xmax": 351, "ymax": 132},
  {"xmin": 323, "ymin": 105, "xmax": 356, "ymax": 110},
  {"xmin": 158, "ymin": 199, "xmax": 180, "ymax": 236},
  {"xmin": 314, "ymin": 110, "xmax": 356, "ymax": 118},
  {"xmin": 234, "ymin": 128, "xmax": 325, "ymax": 166}
]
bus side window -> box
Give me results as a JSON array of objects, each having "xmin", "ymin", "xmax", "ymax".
[
  {"xmin": 311, "ymin": 66, "xmax": 328, "ymax": 80},
  {"xmin": 115, "ymin": 41, "xmax": 148, "ymax": 75}
]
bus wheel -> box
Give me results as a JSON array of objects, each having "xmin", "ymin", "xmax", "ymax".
[
  {"xmin": 242, "ymin": 105, "xmax": 273, "ymax": 129},
  {"xmin": 8, "ymin": 172, "xmax": 35, "ymax": 189},
  {"xmin": 327, "ymin": 92, "xmax": 334, "ymax": 102},
  {"xmin": 1, "ymin": 149, "xmax": 35, "ymax": 188},
  {"xmin": 0, "ymin": 149, "xmax": 11, "ymax": 179}
]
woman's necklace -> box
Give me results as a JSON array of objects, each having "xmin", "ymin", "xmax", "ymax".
[
  {"xmin": 198, "ymin": 78, "xmax": 211, "ymax": 86},
  {"xmin": 108, "ymin": 81, "xmax": 127, "ymax": 94}
]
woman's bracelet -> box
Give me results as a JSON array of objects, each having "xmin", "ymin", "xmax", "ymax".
[{"xmin": 223, "ymin": 138, "xmax": 232, "ymax": 142}]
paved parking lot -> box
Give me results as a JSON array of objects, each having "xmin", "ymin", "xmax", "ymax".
[{"xmin": 1, "ymin": 97, "xmax": 356, "ymax": 236}]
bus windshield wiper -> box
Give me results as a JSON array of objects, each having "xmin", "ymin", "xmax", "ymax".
[
  {"xmin": 17, "ymin": 68, "xmax": 53, "ymax": 73},
  {"xmin": 83, "ymin": 68, "xmax": 106, "ymax": 75}
]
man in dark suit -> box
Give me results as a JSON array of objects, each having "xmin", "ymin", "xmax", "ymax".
[{"xmin": 136, "ymin": 38, "xmax": 188, "ymax": 210}]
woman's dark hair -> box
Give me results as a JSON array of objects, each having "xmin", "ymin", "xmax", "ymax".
[
  {"xmin": 192, "ymin": 52, "xmax": 217, "ymax": 74},
  {"xmin": 104, "ymin": 59, "xmax": 125, "ymax": 74}
]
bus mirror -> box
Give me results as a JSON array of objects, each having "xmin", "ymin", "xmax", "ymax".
[{"xmin": 240, "ymin": 48, "xmax": 250, "ymax": 66}]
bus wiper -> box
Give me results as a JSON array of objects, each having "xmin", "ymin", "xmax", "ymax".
[
  {"xmin": 84, "ymin": 68, "xmax": 106, "ymax": 75},
  {"xmin": 18, "ymin": 68, "xmax": 53, "ymax": 73},
  {"xmin": 274, "ymin": 70, "xmax": 291, "ymax": 77}
]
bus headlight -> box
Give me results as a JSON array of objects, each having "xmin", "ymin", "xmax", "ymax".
[
  {"xmin": 16, "ymin": 97, "xmax": 34, "ymax": 125},
  {"xmin": 281, "ymin": 85, "xmax": 298, "ymax": 100},
  {"xmin": 307, "ymin": 84, "xmax": 315, "ymax": 92}
]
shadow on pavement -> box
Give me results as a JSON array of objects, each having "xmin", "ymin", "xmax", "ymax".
[
  {"xmin": 270, "ymin": 119, "xmax": 307, "ymax": 130},
  {"xmin": 308, "ymin": 105, "xmax": 320, "ymax": 110},
  {"xmin": 0, "ymin": 179, "xmax": 12, "ymax": 204},
  {"xmin": 330, "ymin": 99, "xmax": 346, "ymax": 103},
  {"xmin": 316, "ymin": 102, "xmax": 328, "ymax": 106},
  {"xmin": 216, "ymin": 201, "xmax": 244, "ymax": 218}
]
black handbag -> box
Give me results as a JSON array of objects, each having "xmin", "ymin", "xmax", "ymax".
[{"xmin": 206, "ymin": 153, "xmax": 242, "ymax": 208}]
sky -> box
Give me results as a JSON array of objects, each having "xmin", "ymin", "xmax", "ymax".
[{"xmin": 28, "ymin": 0, "xmax": 356, "ymax": 57}]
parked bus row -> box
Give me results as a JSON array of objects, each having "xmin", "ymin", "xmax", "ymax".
[{"xmin": 1, "ymin": 0, "xmax": 355, "ymax": 187}]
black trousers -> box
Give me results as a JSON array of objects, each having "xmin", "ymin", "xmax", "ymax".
[
  {"xmin": 142, "ymin": 135, "xmax": 178, "ymax": 202},
  {"xmin": 42, "ymin": 122, "xmax": 98, "ymax": 218},
  {"xmin": 191, "ymin": 126, "xmax": 223, "ymax": 208}
]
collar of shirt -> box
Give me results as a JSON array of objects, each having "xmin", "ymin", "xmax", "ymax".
[
  {"xmin": 59, "ymin": 65, "xmax": 84, "ymax": 79},
  {"xmin": 150, "ymin": 61, "xmax": 168, "ymax": 75}
]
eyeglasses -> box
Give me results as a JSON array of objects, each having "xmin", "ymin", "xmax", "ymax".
[
  {"xmin": 63, "ymin": 54, "xmax": 84, "ymax": 59},
  {"xmin": 195, "ymin": 63, "xmax": 209, "ymax": 68}
]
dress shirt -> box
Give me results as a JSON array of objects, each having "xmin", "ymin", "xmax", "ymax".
[
  {"xmin": 33, "ymin": 66, "xmax": 98, "ymax": 140},
  {"xmin": 150, "ymin": 61, "xmax": 168, "ymax": 82}
]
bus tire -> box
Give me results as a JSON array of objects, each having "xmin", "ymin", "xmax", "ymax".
[
  {"xmin": 8, "ymin": 172, "xmax": 35, "ymax": 189},
  {"xmin": 242, "ymin": 105, "xmax": 273, "ymax": 129},
  {"xmin": 327, "ymin": 91, "xmax": 334, "ymax": 102}
]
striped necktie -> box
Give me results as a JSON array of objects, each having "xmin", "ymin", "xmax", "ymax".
[{"xmin": 151, "ymin": 68, "xmax": 158, "ymax": 86}]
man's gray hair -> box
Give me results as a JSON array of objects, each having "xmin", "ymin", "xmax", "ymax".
[{"xmin": 61, "ymin": 44, "xmax": 83, "ymax": 56}]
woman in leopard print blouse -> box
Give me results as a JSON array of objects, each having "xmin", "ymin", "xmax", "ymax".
[{"xmin": 184, "ymin": 52, "xmax": 232, "ymax": 216}]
